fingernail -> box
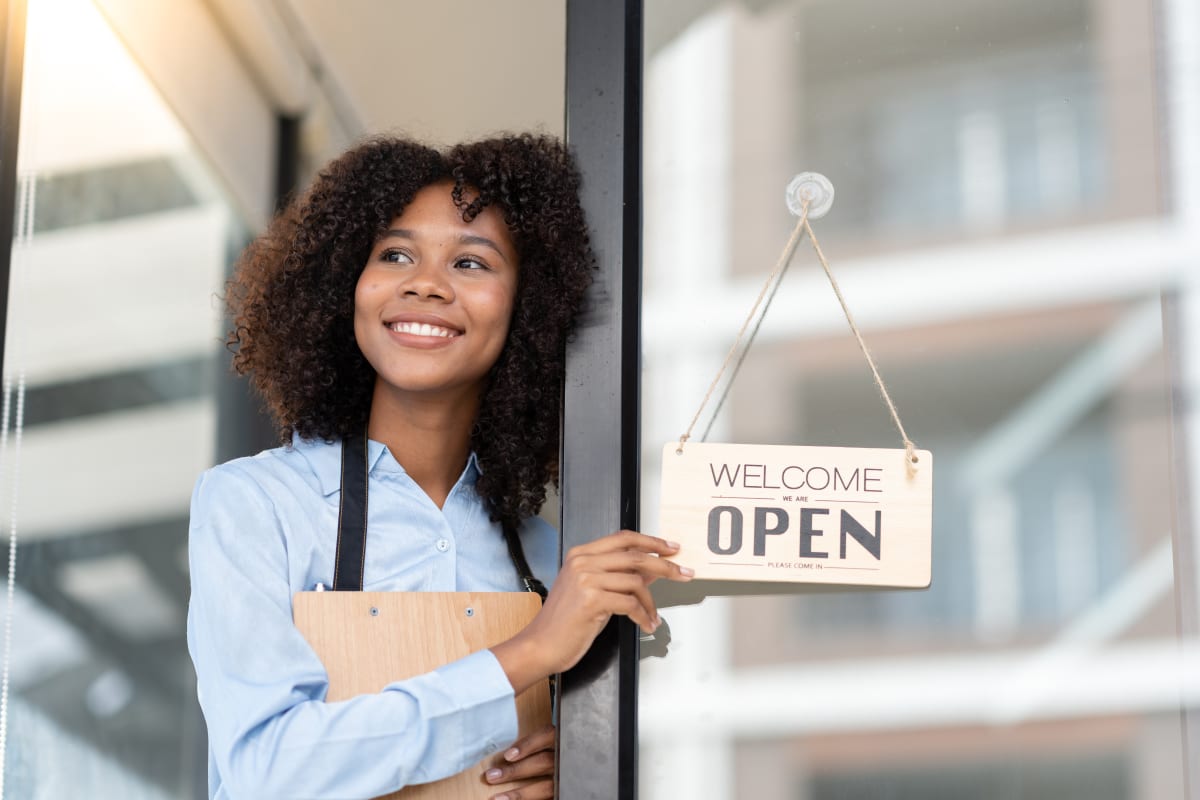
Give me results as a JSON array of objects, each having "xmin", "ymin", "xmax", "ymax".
[
  {"xmin": 666, "ymin": 540, "xmax": 681, "ymax": 549},
  {"xmin": 679, "ymin": 566, "xmax": 695, "ymax": 577},
  {"xmin": 486, "ymin": 768, "xmax": 503, "ymax": 782},
  {"xmin": 504, "ymin": 747, "xmax": 520, "ymax": 761},
  {"xmin": 494, "ymin": 795, "xmax": 511, "ymax": 800}
]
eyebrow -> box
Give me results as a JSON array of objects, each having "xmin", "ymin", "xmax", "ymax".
[{"xmin": 380, "ymin": 228, "xmax": 510, "ymax": 262}]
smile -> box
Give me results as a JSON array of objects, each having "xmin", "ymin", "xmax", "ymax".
[{"xmin": 387, "ymin": 321, "xmax": 461, "ymax": 338}]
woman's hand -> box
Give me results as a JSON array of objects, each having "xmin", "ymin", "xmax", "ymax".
[
  {"xmin": 493, "ymin": 531, "xmax": 693, "ymax": 693},
  {"xmin": 483, "ymin": 724, "xmax": 555, "ymax": 800}
]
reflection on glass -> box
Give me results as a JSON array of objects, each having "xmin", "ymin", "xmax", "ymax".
[
  {"xmin": 0, "ymin": 0, "xmax": 240, "ymax": 796},
  {"xmin": 640, "ymin": 1, "xmax": 1196, "ymax": 798}
]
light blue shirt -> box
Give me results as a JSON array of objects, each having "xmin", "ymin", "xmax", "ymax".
[{"xmin": 186, "ymin": 436, "xmax": 559, "ymax": 800}]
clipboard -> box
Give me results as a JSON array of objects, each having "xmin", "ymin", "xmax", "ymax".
[{"xmin": 293, "ymin": 590, "xmax": 552, "ymax": 800}]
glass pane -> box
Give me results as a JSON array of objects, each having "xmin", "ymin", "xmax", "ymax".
[
  {"xmin": 1, "ymin": 0, "xmax": 245, "ymax": 795},
  {"xmin": 639, "ymin": 1, "xmax": 1197, "ymax": 798}
]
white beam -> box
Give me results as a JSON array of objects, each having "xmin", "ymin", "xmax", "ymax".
[
  {"xmin": 643, "ymin": 218, "xmax": 1193, "ymax": 355},
  {"xmin": 989, "ymin": 537, "xmax": 1175, "ymax": 724},
  {"xmin": 16, "ymin": 401, "xmax": 215, "ymax": 541},
  {"xmin": 640, "ymin": 638, "xmax": 1200, "ymax": 740},
  {"xmin": 958, "ymin": 298, "xmax": 1162, "ymax": 493},
  {"xmin": 10, "ymin": 205, "xmax": 228, "ymax": 386},
  {"xmin": 1164, "ymin": 0, "xmax": 1200, "ymax": 662}
]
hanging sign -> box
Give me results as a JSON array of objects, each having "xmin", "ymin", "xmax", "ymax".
[
  {"xmin": 659, "ymin": 173, "xmax": 934, "ymax": 590},
  {"xmin": 659, "ymin": 442, "xmax": 932, "ymax": 588}
]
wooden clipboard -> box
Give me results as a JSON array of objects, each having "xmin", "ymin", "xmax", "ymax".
[{"xmin": 293, "ymin": 591, "xmax": 552, "ymax": 800}]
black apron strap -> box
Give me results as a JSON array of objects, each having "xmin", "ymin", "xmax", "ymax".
[
  {"xmin": 333, "ymin": 434, "xmax": 544, "ymax": 599},
  {"xmin": 504, "ymin": 521, "xmax": 548, "ymax": 601},
  {"xmin": 333, "ymin": 434, "xmax": 368, "ymax": 591}
]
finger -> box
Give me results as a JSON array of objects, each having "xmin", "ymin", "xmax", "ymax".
[
  {"xmin": 592, "ymin": 572, "xmax": 659, "ymax": 629},
  {"xmin": 586, "ymin": 550, "xmax": 694, "ymax": 583},
  {"xmin": 567, "ymin": 531, "xmax": 680, "ymax": 558},
  {"xmin": 503, "ymin": 724, "xmax": 555, "ymax": 761},
  {"xmin": 567, "ymin": 584, "xmax": 653, "ymax": 633},
  {"xmin": 625, "ymin": 581, "xmax": 660, "ymax": 633},
  {"xmin": 486, "ymin": 751, "xmax": 554, "ymax": 783},
  {"xmin": 490, "ymin": 778, "xmax": 554, "ymax": 800},
  {"xmin": 609, "ymin": 587, "xmax": 659, "ymax": 633}
]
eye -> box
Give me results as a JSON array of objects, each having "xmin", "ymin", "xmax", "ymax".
[
  {"xmin": 379, "ymin": 248, "xmax": 414, "ymax": 264},
  {"xmin": 454, "ymin": 256, "xmax": 490, "ymax": 271}
]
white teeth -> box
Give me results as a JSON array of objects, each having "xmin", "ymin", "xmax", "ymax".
[{"xmin": 389, "ymin": 321, "xmax": 455, "ymax": 338}]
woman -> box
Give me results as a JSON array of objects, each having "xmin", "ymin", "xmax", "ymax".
[{"xmin": 187, "ymin": 134, "xmax": 692, "ymax": 800}]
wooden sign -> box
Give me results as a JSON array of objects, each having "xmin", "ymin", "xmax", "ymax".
[
  {"xmin": 659, "ymin": 442, "xmax": 932, "ymax": 588},
  {"xmin": 293, "ymin": 591, "xmax": 551, "ymax": 800}
]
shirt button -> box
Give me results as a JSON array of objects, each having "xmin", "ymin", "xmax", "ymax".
[{"xmin": 435, "ymin": 538, "xmax": 450, "ymax": 552}]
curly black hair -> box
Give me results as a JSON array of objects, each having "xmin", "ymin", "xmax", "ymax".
[{"xmin": 226, "ymin": 134, "xmax": 595, "ymax": 529}]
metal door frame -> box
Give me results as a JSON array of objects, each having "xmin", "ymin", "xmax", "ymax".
[{"xmin": 558, "ymin": 0, "xmax": 644, "ymax": 796}]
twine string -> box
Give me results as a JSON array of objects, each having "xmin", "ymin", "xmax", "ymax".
[
  {"xmin": 677, "ymin": 195, "xmax": 918, "ymax": 479},
  {"xmin": 677, "ymin": 209, "xmax": 809, "ymax": 455},
  {"xmin": 800, "ymin": 216, "xmax": 917, "ymax": 478},
  {"xmin": 699, "ymin": 227, "xmax": 797, "ymax": 444}
]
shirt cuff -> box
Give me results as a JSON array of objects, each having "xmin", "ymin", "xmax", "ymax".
[{"xmin": 432, "ymin": 650, "xmax": 520, "ymax": 765}]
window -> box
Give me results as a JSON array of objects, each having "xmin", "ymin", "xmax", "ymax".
[
  {"xmin": 1, "ymin": 0, "xmax": 244, "ymax": 795},
  {"xmin": 639, "ymin": 1, "xmax": 1196, "ymax": 797}
]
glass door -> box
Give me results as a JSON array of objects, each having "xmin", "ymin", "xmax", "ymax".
[
  {"xmin": 638, "ymin": 0, "xmax": 1199, "ymax": 797},
  {"xmin": 0, "ymin": 0, "xmax": 245, "ymax": 796}
]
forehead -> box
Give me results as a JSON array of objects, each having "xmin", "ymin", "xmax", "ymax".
[{"xmin": 392, "ymin": 181, "xmax": 511, "ymax": 240}]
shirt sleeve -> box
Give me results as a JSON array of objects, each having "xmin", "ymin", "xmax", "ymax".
[{"xmin": 186, "ymin": 465, "xmax": 520, "ymax": 800}]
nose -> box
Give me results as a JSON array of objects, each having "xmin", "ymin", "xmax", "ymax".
[{"xmin": 400, "ymin": 261, "xmax": 454, "ymax": 302}]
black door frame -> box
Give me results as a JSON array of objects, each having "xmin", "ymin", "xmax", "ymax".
[{"xmin": 558, "ymin": 1, "xmax": 644, "ymax": 797}]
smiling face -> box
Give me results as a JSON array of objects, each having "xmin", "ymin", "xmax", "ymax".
[{"xmin": 353, "ymin": 181, "xmax": 519, "ymax": 406}]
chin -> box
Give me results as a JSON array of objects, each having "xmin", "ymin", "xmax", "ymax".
[{"xmin": 374, "ymin": 373, "xmax": 486, "ymax": 399}]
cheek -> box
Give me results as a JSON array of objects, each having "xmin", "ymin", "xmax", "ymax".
[
  {"xmin": 354, "ymin": 272, "xmax": 382, "ymax": 305},
  {"xmin": 352, "ymin": 275, "xmax": 381, "ymax": 345},
  {"xmin": 354, "ymin": 266, "xmax": 394, "ymax": 317},
  {"xmin": 490, "ymin": 287, "xmax": 518, "ymax": 338}
]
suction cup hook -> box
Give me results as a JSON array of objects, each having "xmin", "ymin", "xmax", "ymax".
[{"xmin": 786, "ymin": 172, "xmax": 834, "ymax": 219}]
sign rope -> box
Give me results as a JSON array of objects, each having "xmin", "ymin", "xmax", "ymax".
[
  {"xmin": 698, "ymin": 216, "xmax": 801, "ymax": 445},
  {"xmin": 677, "ymin": 175, "xmax": 919, "ymax": 478}
]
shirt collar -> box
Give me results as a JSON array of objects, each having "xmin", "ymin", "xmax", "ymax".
[{"xmin": 293, "ymin": 434, "xmax": 481, "ymax": 497}]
